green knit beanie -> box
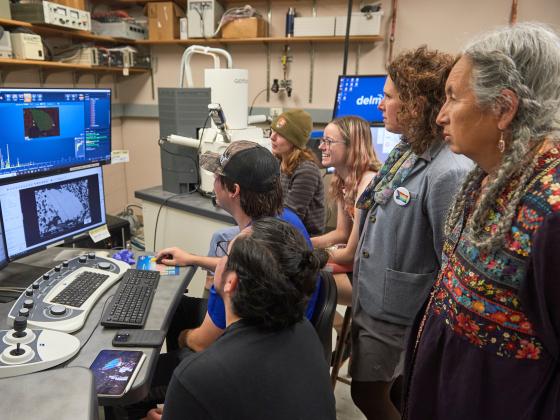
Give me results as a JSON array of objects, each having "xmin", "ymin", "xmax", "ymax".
[{"xmin": 270, "ymin": 109, "xmax": 313, "ymax": 149}]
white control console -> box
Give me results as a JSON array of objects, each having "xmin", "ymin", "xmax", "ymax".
[
  {"xmin": 8, "ymin": 253, "xmax": 130, "ymax": 333},
  {"xmin": 0, "ymin": 319, "xmax": 80, "ymax": 379}
]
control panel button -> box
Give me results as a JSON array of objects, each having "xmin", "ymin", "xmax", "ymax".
[
  {"xmin": 32, "ymin": 282, "xmax": 40, "ymax": 289},
  {"xmin": 55, "ymin": 265, "xmax": 62, "ymax": 272},
  {"xmin": 50, "ymin": 305, "xmax": 66, "ymax": 316},
  {"xmin": 23, "ymin": 299, "xmax": 34, "ymax": 309},
  {"xmin": 98, "ymin": 262, "xmax": 111, "ymax": 270},
  {"xmin": 88, "ymin": 252, "xmax": 96, "ymax": 259},
  {"xmin": 25, "ymin": 288, "xmax": 33, "ymax": 297},
  {"xmin": 19, "ymin": 308, "xmax": 30, "ymax": 317},
  {"xmin": 62, "ymin": 260, "xmax": 69, "ymax": 268},
  {"xmin": 78, "ymin": 256, "xmax": 87, "ymax": 263},
  {"xmin": 43, "ymin": 273, "xmax": 50, "ymax": 280}
]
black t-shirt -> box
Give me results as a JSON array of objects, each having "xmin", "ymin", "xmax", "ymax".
[{"xmin": 162, "ymin": 319, "xmax": 336, "ymax": 420}]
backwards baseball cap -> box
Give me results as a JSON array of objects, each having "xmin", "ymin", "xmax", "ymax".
[
  {"xmin": 270, "ymin": 109, "xmax": 313, "ymax": 149},
  {"xmin": 200, "ymin": 140, "xmax": 280, "ymax": 192}
]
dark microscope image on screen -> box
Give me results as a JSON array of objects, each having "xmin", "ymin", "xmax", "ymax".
[
  {"xmin": 19, "ymin": 174, "xmax": 102, "ymax": 248},
  {"xmin": 24, "ymin": 107, "xmax": 60, "ymax": 138},
  {"xmin": 35, "ymin": 179, "xmax": 91, "ymax": 237}
]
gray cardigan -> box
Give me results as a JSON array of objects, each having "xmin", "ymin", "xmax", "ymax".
[{"xmin": 354, "ymin": 141, "xmax": 472, "ymax": 326}]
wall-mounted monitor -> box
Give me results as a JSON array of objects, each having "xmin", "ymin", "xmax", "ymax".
[
  {"xmin": 0, "ymin": 166, "xmax": 106, "ymax": 261},
  {"xmin": 0, "ymin": 88, "xmax": 112, "ymax": 181},
  {"xmin": 332, "ymin": 74, "xmax": 386, "ymax": 125}
]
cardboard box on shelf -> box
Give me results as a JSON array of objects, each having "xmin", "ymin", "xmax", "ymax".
[
  {"xmin": 146, "ymin": 2, "xmax": 184, "ymax": 41},
  {"xmin": 293, "ymin": 17, "xmax": 335, "ymax": 37},
  {"xmin": 221, "ymin": 17, "xmax": 267, "ymax": 39},
  {"xmin": 335, "ymin": 12, "xmax": 383, "ymax": 36},
  {"xmin": 147, "ymin": 0, "xmax": 187, "ymax": 8},
  {"xmin": 50, "ymin": 0, "xmax": 87, "ymax": 11}
]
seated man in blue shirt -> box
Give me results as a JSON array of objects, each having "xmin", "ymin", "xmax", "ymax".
[
  {"xmin": 145, "ymin": 218, "xmax": 336, "ymax": 420},
  {"xmin": 156, "ymin": 140, "xmax": 320, "ymax": 352}
]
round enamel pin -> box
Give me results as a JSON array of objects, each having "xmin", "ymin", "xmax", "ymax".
[{"xmin": 393, "ymin": 187, "xmax": 411, "ymax": 206}]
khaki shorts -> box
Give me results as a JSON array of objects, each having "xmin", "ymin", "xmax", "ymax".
[{"xmin": 349, "ymin": 291, "xmax": 409, "ymax": 383}]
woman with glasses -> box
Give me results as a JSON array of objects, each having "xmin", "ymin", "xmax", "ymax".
[
  {"xmin": 270, "ymin": 109, "xmax": 325, "ymax": 235},
  {"xmin": 311, "ymin": 116, "xmax": 381, "ymax": 307}
]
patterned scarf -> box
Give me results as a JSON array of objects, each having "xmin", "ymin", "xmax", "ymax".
[{"xmin": 356, "ymin": 139, "xmax": 419, "ymax": 210}]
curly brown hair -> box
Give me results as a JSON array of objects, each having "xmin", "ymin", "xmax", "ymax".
[{"xmin": 388, "ymin": 46, "xmax": 455, "ymax": 155}]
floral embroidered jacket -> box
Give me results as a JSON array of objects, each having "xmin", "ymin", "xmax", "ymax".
[{"xmin": 405, "ymin": 147, "xmax": 560, "ymax": 420}]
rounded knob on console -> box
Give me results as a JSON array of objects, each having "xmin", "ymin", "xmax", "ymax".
[
  {"xmin": 25, "ymin": 288, "xmax": 33, "ymax": 297},
  {"xmin": 88, "ymin": 252, "xmax": 96, "ymax": 259},
  {"xmin": 13, "ymin": 316, "xmax": 27, "ymax": 337},
  {"xmin": 55, "ymin": 264, "xmax": 62, "ymax": 272},
  {"xmin": 62, "ymin": 260, "xmax": 69, "ymax": 268},
  {"xmin": 50, "ymin": 305, "xmax": 66, "ymax": 316},
  {"xmin": 23, "ymin": 299, "xmax": 34, "ymax": 309},
  {"xmin": 42, "ymin": 273, "xmax": 50, "ymax": 280},
  {"xmin": 33, "ymin": 281, "xmax": 41, "ymax": 289},
  {"xmin": 98, "ymin": 262, "xmax": 111, "ymax": 270},
  {"xmin": 78, "ymin": 255, "xmax": 87, "ymax": 263},
  {"xmin": 19, "ymin": 308, "xmax": 30, "ymax": 317}
]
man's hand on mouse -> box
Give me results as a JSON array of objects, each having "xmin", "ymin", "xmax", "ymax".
[{"xmin": 155, "ymin": 247, "xmax": 193, "ymax": 266}]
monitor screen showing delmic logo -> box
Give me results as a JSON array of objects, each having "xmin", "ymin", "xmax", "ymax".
[
  {"xmin": 333, "ymin": 75, "xmax": 386, "ymax": 125},
  {"xmin": 0, "ymin": 88, "xmax": 112, "ymax": 180}
]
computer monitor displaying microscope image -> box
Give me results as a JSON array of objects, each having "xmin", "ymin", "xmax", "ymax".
[
  {"xmin": 0, "ymin": 166, "xmax": 106, "ymax": 260},
  {"xmin": 0, "ymin": 88, "xmax": 112, "ymax": 181}
]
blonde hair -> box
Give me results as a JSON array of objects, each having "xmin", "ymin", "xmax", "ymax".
[{"xmin": 328, "ymin": 116, "xmax": 381, "ymax": 208}]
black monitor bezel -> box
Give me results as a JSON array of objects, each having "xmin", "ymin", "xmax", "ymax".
[
  {"xmin": 0, "ymin": 87, "xmax": 113, "ymax": 182},
  {"xmin": 0, "ymin": 164, "xmax": 107, "ymax": 262},
  {"xmin": 332, "ymin": 74, "xmax": 387, "ymax": 125}
]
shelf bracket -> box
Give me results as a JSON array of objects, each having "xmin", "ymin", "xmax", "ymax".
[
  {"xmin": 150, "ymin": 67, "xmax": 155, "ymax": 100},
  {"xmin": 38, "ymin": 68, "xmax": 47, "ymax": 86},
  {"xmin": 308, "ymin": 42, "xmax": 315, "ymax": 103},
  {"xmin": 355, "ymin": 43, "xmax": 362, "ymax": 74},
  {"xmin": 266, "ymin": 43, "xmax": 271, "ymax": 102},
  {"xmin": 112, "ymin": 73, "xmax": 119, "ymax": 99}
]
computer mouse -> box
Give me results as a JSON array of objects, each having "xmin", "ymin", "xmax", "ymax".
[{"xmin": 156, "ymin": 253, "xmax": 172, "ymax": 264}]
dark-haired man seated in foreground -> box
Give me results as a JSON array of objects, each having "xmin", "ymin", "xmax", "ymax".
[
  {"xmin": 144, "ymin": 218, "xmax": 336, "ymax": 420},
  {"xmin": 156, "ymin": 141, "xmax": 320, "ymax": 353}
]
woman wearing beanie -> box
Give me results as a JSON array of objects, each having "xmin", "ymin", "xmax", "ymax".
[{"xmin": 271, "ymin": 109, "xmax": 325, "ymax": 235}]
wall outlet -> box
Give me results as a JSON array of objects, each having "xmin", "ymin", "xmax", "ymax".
[{"xmin": 270, "ymin": 107, "xmax": 283, "ymax": 118}]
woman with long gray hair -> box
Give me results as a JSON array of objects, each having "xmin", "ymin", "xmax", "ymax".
[{"xmin": 404, "ymin": 23, "xmax": 560, "ymax": 419}]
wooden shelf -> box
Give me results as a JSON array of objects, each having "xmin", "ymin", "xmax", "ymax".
[
  {"xmin": 135, "ymin": 35, "xmax": 383, "ymax": 46},
  {"xmin": 0, "ymin": 58, "xmax": 149, "ymax": 74},
  {"xmin": 0, "ymin": 18, "xmax": 137, "ymax": 44}
]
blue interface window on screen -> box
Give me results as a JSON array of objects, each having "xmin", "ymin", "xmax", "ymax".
[
  {"xmin": 333, "ymin": 74, "xmax": 386, "ymax": 125},
  {"xmin": 0, "ymin": 88, "xmax": 112, "ymax": 180}
]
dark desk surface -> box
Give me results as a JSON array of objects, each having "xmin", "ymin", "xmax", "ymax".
[
  {"xmin": 135, "ymin": 186, "xmax": 235, "ymax": 225},
  {"xmin": 0, "ymin": 247, "xmax": 196, "ymax": 406}
]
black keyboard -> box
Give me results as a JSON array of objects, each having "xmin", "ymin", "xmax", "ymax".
[
  {"xmin": 100, "ymin": 269, "xmax": 160, "ymax": 329},
  {"xmin": 51, "ymin": 271, "xmax": 110, "ymax": 308}
]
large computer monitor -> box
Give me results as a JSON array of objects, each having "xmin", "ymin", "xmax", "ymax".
[
  {"xmin": 0, "ymin": 88, "xmax": 112, "ymax": 180},
  {"xmin": 332, "ymin": 74, "xmax": 386, "ymax": 125},
  {"xmin": 0, "ymin": 217, "xmax": 7, "ymax": 270},
  {"xmin": 0, "ymin": 166, "xmax": 106, "ymax": 260}
]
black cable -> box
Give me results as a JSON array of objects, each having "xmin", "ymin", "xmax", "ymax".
[
  {"xmin": 342, "ymin": 0, "xmax": 353, "ymax": 75},
  {"xmin": 249, "ymin": 88, "xmax": 268, "ymax": 116},
  {"xmin": 152, "ymin": 191, "xmax": 196, "ymax": 252}
]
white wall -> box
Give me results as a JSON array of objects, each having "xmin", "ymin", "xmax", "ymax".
[{"xmin": 3, "ymin": 0, "xmax": 559, "ymax": 212}]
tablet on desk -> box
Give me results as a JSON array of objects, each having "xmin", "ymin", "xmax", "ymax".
[{"xmin": 90, "ymin": 350, "xmax": 146, "ymax": 398}]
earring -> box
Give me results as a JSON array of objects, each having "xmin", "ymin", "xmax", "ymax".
[{"xmin": 498, "ymin": 131, "xmax": 506, "ymax": 153}]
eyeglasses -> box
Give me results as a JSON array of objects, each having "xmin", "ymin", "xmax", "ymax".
[
  {"xmin": 319, "ymin": 137, "xmax": 347, "ymax": 147},
  {"xmin": 216, "ymin": 240, "xmax": 230, "ymax": 257}
]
